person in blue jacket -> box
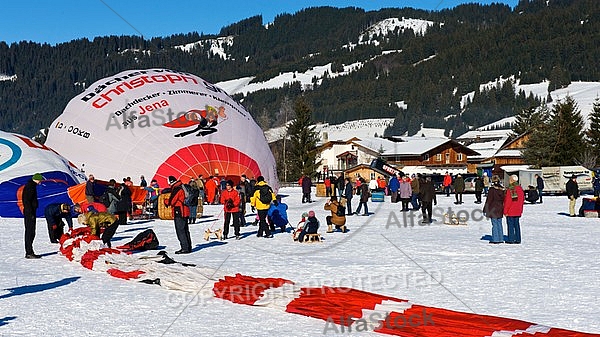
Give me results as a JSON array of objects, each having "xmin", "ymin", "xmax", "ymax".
[
  {"xmin": 44, "ymin": 203, "xmax": 73, "ymax": 243},
  {"xmin": 267, "ymin": 195, "xmax": 289, "ymax": 233},
  {"xmin": 388, "ymin": 173, "xmax": 400, "ymax": 203}
]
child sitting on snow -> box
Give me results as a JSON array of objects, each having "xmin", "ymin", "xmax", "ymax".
[
  {"xmin": 292, "ymin": 213, "xmax": 307, "ymax": 241},
  {"xmin": 296, "ymin": 211, "xmax": 320, "ymax": 242}
]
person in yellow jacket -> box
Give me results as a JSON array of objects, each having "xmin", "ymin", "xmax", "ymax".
[
  {"xmin": 78, "ymin": 211, "xmax": 119, "ymax": 248},
  {"xmin": 250, "ymin": 176, "xmax": 276, "ymax": 238}
]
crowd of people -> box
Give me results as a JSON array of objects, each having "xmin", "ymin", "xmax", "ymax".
[{"xmin": 19, "ymin": 167, "xmax": 598, "ymax": 258}]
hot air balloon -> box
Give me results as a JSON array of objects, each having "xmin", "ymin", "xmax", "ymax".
[
  {"xmin": 0, "ymin": 130, "xmax": 85, "ymax": 217},
  {"xmin": 45, "ymin": 69, "xmax": 278, "ymax": 190}
]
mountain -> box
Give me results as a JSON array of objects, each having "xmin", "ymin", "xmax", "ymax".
[{"xmin": 1, "ymin": 0, "xmax": 600, "ymax": 137}]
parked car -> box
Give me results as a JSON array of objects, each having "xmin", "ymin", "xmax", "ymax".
[
  {"xmin": 430, "ymin": 173, "xmax": 478, "ymax": 193},
  {"xmin": 464, "ymin": 176, "xmax": 477, "ymax": 192}
]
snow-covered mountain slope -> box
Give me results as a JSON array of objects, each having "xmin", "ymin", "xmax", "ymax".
[{"xmin": 264, "ymin": 118, "xmax": 395, "ymax": 143}]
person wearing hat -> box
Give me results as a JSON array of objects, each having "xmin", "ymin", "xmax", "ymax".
[
  {"xmin": 220, "ymin": 179, "xmax": 241, "ymax": 240},
  {"xmin": 44, "ymin": 203, "xmax": 73, "ymax": 243},
  {"xmin": 565, "ymin": 174, "xmax": 579, "ymax": 217},
  {"xmin": 293, "ymin": 212, "xmax": 309, "ymax": 241},
  {"xmin": 250, "ymin": 176, "xmax": 275, "ymax": 238},
  {"xmin": 483, "ymin": 175, "xmax": 505, "ymax": 244},
  {"xmin": 164, "ymin": 176, "xmax": 192, "ymax": 253},
  {"xmin": 482, "ymin": 172, "xmax": 490, "ymax": 196},
  {"xmin": 504, "ymin": 174, "xmax": 524, "ymax": 244},
  {"xmin": 296, "ymin": 210, "xmax": 320, "ymax": 242},
  {"xmin": 22, "ymin": 173, "xmax": 43, "ymax": 258}
]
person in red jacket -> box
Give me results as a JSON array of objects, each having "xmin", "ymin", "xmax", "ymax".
[
  {"xmin": 443, "ymin": 171, "xmax": 453, "ymax": 197},
  {"xmin": 503, "ymin": 174, "xmax": 524, "ymax": 244},
  {"xmin": 205, "ymin": 176, "xmax": 218, "ymax": 205},
  {"xmin": 220, "ymin": 180, "xmax": 242, "ymax": 240},
  {"xmin": 165, "ymin": 176, "xmax": 192, "ymax": 254}
]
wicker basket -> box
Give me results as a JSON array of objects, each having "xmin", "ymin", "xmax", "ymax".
[
  {"xmin": 158, "ymin": 193, "xmax": 204, "ymax": 219},
  {"xmin": 158, "ymin": 193, "xmax": 173, "ymax": 220}
]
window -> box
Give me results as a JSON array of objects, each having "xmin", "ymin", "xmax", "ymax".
[
  {"xmin": 436, "ymin": 154, "xmax": 442, "ymax": 161},
  {"xmin": 423, "ymin": 154, "xmax": 430, "ymax": 161},
  {"xmin": 370, "ymin": 172, "xmax": 376, "ymax": 180},
  {"xmin": 456, "ymin": 153, "xmax": 463, "ymax": 161}
]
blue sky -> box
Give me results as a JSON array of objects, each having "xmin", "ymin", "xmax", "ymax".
[{"xmin": 1, "ymin": 1, "xmax": 518, "ymax": 45}]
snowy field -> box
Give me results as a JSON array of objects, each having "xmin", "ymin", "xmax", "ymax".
[{"xmin": 1, "ymin": 186, "xmax": 599, "ymax": 337}]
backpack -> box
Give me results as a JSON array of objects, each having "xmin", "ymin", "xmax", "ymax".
[
  {"xmin": 258, "ymin": 185, "xmax": 273, "ymax": 205},
  {"xmin": 181, "ymin": 184, "xmax": 195, "ymax": 206},
  {"xmin": 117, "ymin": 229, "xmax": 159, "ymax": 251},
  {"xmin": 335, "ymin": 203, "xmax": 346, "ymax": 217}
]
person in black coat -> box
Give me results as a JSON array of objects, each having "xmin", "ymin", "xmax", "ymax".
[
  {"xmin": 22, "ymin": 173, "xmax": 43, "ymax": 258},
  {"xmin": 420, "ymin": 177, "xmax": 437, "ymax": 224},
  {"xmin": 114, "ymin": 183, "xmax": 131, "ymax": 226},
  {"xmin": 343, "ymin": 177, "xmax": 354, "ymax": 215},
  {"xmin": 535, "ymin": 174, "xmax": 544, "ymax": 203},
  {"xmin": 566, "ymin": 175, "xmax": 579, "ymax": 217},
  {"xmin": 354, "ymin": 178, "xmax": 370, "ymax": 216},
  {"xmin": 301, "ymin": 174, "xmax": 312, "ymax": 203},
  {"xmin": 44, "ymin": 203, "xmax": 73, "ymax": 243},
  {"xmin": 336, "ymin": 173, "xmax": 345, "ymax": 199},
  {"xmin": 85, "ymin": 174, "xmax": 96, "ymax": 203},
  {"xmin": 483, "ymin": 175, "xmax": 505, "ymax": 243}
]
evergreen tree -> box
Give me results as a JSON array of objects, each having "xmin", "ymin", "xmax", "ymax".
[
  {"xmin": 586, "ymin": 98, "xmax": 600, "ymax": 154},
  {"xmin": 511, "ymin": 103, "xmax": 548, "ymax": 139},
  {"xmin": 523, "ymin": 96, "xmax": 585, "ymax": 167},
  {"xmin": 286, "ymin": 98, "xmax": 321, "ymax": 181},
  {"xmin": 585, "ymin": 98, "xmax": 600, "ymax": 166}
]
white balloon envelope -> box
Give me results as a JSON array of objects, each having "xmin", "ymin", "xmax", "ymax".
[{"xmin": 45, "ymin": 69, "xmax": 278, "ymax": 189}]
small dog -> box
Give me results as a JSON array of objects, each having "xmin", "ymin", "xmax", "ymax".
[
  {"xmin": 203, "ymin": 228, "xmax": 223, "ymax": 241},
  {"xmin": 443, "ymin": 213, "xmax": 467, "ymax": 225}
]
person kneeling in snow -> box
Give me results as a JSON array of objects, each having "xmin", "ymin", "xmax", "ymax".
[
  {"xmin": 78, "ymin": 211, "xmax": 119, "ymax": 248},
  {"xmin": 324, "ymin": 195, "xmax": 347, "ymax": 233},
  {"xmin": 44, "ymin": 203, "xmax": 73, "ymax": 243},
  {"xmin": 525, "ymin": 185, "xmax": 539, "ymax": 204},
  {"xmin": 267, "ymin": 195, "xmax": 289, "ymax": 233},
  {"xmin": 296, "ymin": 211, "xmax": 320, "ymax": 242}
]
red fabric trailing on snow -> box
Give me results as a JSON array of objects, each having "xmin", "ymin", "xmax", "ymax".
[
  {"xmin": 285, "ymin": 286, "xmax": 406, "ymax": 325},
  {"xmin": 374, "ymin": 305, "xmax": 531, "ymax": 337},
  {"xmin": 212, "ymin": 273, "xmax": 293, "ymax": 305},
  {"xmin": 107, "ymin": 268, "xmax": 146, "ymax": 280},
  {"xmin": 80, "ymin": 248, "xmax": 121, "ymax": 270}
]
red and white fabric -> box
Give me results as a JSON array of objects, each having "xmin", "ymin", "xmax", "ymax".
[{"xmin": 58, "ymin": 230, "xmax": 599, "ymax": 337}]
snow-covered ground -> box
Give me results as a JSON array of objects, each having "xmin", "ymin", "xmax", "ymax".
[{"xmin": 1, "ymin": 187, "xmax": 599, "ymax": 336}]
